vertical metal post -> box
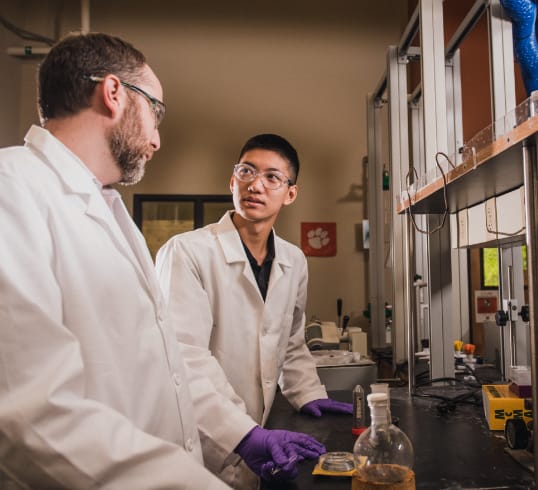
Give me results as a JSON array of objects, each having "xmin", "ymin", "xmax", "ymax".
[
  {"xmin": 498, "ymin": 245, "xmax": 528, "ymax": 375},
  {"xmin": 488, "ymin": 0, "xmax": 516, "ymax": 136},
  {"xmin": 497, "ymin": 247, "xmax": 507, "ymax": 380},
  {"xmin": 506, "ymin": 265, "xmax": 518, "ymax": 366},
  {"xmin": 406, "ymin": 212, "xmax": 417, "ymax": 393},
  {"xmin": 488, "ymin": 1, "xmax": 521, "ymax": 381},
  {"xmin": 80, "ymin": 0, "xmax": 91, "ymax": 34},
  {"xmin": 367, "ymin": 94, "xmax": 387, "ymax": 349},
  {"xmin": 387, "ymin": 46, "xmax": 411, "ymax": 367},
  {"xmin": 446, "ymin": 50, "xmax": 471, "ymax": 345},
  {"xmin": 420, "ymin": 0, "xmax": 454, "ymax": 379},
  {"xmin": 522, "ymin": 137, "xmax": 538, "ymax": 486},
  {"xmin": 410, "ymin": 98, "xmax": 431, "ymax": 355}
]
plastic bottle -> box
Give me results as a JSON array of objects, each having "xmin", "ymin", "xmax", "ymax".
[{"xmin": 352, "ymin": 393, "xmax": 414, "ymax": 486}]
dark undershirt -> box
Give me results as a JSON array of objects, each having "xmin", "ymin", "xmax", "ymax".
[{"xmin": 241, "ymin": 230, "xmax": 275, "ymax": 301}]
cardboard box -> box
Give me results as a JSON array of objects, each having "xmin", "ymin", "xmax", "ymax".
[{"xmin": 482, "ymin": 384, "xmax": 532, "ymax": 430}]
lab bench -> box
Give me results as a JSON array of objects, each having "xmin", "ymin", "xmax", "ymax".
[{"xmin": 262, "ymin": 387, "xmax": 535, "ymax": 490}]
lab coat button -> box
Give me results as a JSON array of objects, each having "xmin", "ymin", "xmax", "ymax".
[
  {"xmin": 173, "ymin": 373, "xmax": 182, "ymax": 386},
  {"xmin": 185, "ymin": 438, "xmax": 194, "ymax": 452}
]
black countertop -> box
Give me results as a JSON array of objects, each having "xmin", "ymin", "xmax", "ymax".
[{"xmin": 262, "ymin": 386, "xmax": 535, "ymax": 490}]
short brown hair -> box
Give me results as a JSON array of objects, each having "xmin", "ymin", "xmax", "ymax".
[{"xmin": 38, "ymin": 32, "xmax": 146, "ymax": 122}]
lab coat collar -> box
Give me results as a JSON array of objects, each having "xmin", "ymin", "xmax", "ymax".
[
  {"xmin": 215, "ymin": 211, "xmax": 293, "ymax": 269},
  {"xmin": 25, "ymin": 125, "xmax": 101, "ymax": 196},
  {"xmin": 215, "ymin": 211, "xmax": 292, "ymax": 267},
  {"xmin": 25, "ymin": 126, "xmax": 115, "ymax": 222},
  {"xmin": 24, "ymin": 125, "xmax": 163, "ymax": 308}
]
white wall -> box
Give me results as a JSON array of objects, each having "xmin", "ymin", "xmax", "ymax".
[{"xmin": 1, "ymin": 0, "xmax": 408, "ymax": 323}]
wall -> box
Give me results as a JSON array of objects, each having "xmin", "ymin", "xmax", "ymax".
[
  {"xmin": 1, "ymin": 0, "xmax": 408, "ymax": 323},
  {"xmin": 0, "ymin": 1, "xmax": 23, "ymax": 147}
]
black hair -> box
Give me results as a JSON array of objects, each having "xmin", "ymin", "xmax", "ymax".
[{"xmin": 238, "ymin": 133, "xmax": 300, "ymax": 184}]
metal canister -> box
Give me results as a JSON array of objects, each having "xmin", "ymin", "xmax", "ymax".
[{"xmin": 352, "ymin": 384, "xmax": 366, "ymax": 430}]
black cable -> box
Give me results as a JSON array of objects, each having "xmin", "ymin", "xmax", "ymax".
[
  {"xmin": 405, "ymin": 151, "xmax": 453, "ymax": 235},
  {"xmin": 0, "ymin": 15, "xmax": 55, "ymax": 46},
  {"xmin": 412, "ymin": 372, "xmax": 483, "ymax": 416},
  {"xmin": 415, "ymin": 376, "xmax": 461, "ymax": 388}
]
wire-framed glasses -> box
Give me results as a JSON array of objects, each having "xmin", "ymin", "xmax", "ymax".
[
  {"xmin": 233, "ymin": 163, "xmax": 293, "ymax": 190},
  {"xmin": 84, "ymin": 74, "xmax": 166, "ymax": 128}
]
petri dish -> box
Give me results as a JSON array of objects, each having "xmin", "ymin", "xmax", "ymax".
[{"xmin": 320, "ymin": 451, "xmax": 355, "ymax": 472}]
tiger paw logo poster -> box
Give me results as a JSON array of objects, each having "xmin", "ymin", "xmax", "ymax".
[{"xmin": 301, "ymin": 222, "xmax": 336, "ymax": 257}]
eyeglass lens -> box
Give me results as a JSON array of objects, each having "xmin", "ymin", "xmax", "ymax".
[
  {"xmin": 120, "ymin": 81, "xmax": 165, "ymax": 127},
  {"xmin": 234, "ymin": 164, "xmax": 290, "ymax": 189}
]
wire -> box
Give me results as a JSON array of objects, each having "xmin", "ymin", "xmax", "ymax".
[
  {"xmin": 412, "ymin": 376, "xmax": 482, "ymax": 415},
  {"xmin": 405, "ymin": 151, "xmax": 452, "ymax": 235},
  {"xmin": 0, "ymin": 15, "xmax": 56, "ymax": 46},
  {"xmin": 484, "ymin": 202, "xmax": 526, "ymax": 237}
]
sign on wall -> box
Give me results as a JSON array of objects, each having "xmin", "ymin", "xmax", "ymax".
[{"xmin": 301, "ymin": 222, "xmax": 337, "ymax": 257}]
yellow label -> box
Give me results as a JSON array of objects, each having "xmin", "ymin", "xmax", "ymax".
[{"xmin": 482, "ymin": 384, "xmax": 532, "ymax": 430}]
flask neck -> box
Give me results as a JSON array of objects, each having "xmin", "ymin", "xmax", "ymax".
[{"xmin": 369, "ymin": 403, "xmax": 390, "ymax": 427}]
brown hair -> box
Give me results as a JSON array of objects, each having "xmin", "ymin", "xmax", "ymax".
[{"xmin": 38, "ymin": 32, "xmax": 146, "ymax": 122}]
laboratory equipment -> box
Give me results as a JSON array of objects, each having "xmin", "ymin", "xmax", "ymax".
[
  {"xmin": 352, "ymin": 384, "xmax": 367, "ymax": 435},
  {"xmin": 505, "ymin": 418, "xmax": 533, "ymax": 451},
  {"xmin": 320, "ymin": 452, "xmax": 355, "ymax": 472},
  {"xmin": 352, "ymin": 393, "xmax": 415, "ymax": 489}
]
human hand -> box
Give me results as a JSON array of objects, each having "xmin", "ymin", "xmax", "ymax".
[
  {"xmin": 300, "ymin": 398, "xmax": 353, "ymax": 417},
  {"xmin": 234, "ymin": 426, "xmax": 326, "ymax": 480}
]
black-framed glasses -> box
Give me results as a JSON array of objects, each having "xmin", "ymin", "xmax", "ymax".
[
  {"xmin": 233, "ymin": 163, "xmax": 293, "ymax": 190},
  {"xmin": 84, "ymin": 74, "xmax": 166, "ymax": 128}
]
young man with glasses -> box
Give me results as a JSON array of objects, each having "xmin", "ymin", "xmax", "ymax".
[
  {"xmin": 156, "ymin": 134, "xmax": 352, "ymax": 489},
  {"xmin": 0, "ymin": 35, "xmax": 323, "ymax": 489}
]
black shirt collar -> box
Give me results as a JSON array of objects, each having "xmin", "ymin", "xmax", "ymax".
[{"xmin": 241, "ymin": 230, "xmax": 275, "ymax": 301}]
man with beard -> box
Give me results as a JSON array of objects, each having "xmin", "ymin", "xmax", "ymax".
[{"xmin": 0, "ymin": 33, "xmax": 324, "ymax": 489}]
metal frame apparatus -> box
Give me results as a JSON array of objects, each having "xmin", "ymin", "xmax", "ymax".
[
  {"xmin": 368, "ymin": 0, "xmax": 538, "ymax": 480},
  {"xmin": 366, "ymin": 89, "xmax": 387, "ymax": 350},
  {"xmin": 488, "ymin": 1, "xmax": 530, "ymax": 378},
  {"xmin": 523, "ymin": 133, "xmax": 538, "ymax": 468}
]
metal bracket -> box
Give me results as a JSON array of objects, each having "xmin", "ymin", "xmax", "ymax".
[{"xmin": 503, "ymin": 299, "xmax": 519, "ymax": 322}]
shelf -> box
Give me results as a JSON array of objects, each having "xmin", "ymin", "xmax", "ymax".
[{"xmin": 396, "ymin": 105, "xmax": 538, "ymax": 215}]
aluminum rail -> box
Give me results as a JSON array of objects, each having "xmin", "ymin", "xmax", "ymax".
[
  {"xmin": 398, "ymin": 6, "xmax": 419, "ymax": 56},
  {"xmin": 373, "ymin": 4, "xmax": 419, "ymax": 101},
  {"xmin": 394, "ymin": 0, "xmax": 489, "ymax": 106},
  {"xmin": 523, "ymin": 136, "xmax": 538, "ymax": 487},
  {"xmin": 445, "ymin": 0, "xmax": 489, "ymax": 59}
]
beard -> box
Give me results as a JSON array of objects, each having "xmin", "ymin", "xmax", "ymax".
[{"xmin": 108, "ymin": 98, "xmax": 152, "ymax": 186}]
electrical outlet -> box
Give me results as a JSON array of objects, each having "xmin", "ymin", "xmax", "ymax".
[
  {"xmin": 485, "ymin": 198, "xmax": 497, "ymax": 238},
  {"xmin": 521, "ymin": 186, "xmax": 526, "ymax": 229},
  {"xmin": 457, "ymin": 209, "xmax": 468, "ymax": 247}
]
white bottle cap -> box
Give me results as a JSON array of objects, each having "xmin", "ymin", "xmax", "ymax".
[{"xmin": 367, "ymin": 392, "xmax": 387, "ymax": 404}]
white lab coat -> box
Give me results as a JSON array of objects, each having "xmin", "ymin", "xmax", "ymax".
[
  {"xmin": 156, "ymin": 212, "xmax": 328, "ymax": 465},
  {"xmin": 0, "ymin": 125, "xmax": 231, "ymax": 489}
]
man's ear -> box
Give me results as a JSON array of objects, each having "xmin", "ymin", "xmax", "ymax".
[
  {"xmin": 98, "ymin": 75, "xmax": 124, "ymax": 123},
  {"xmin": 283, "ymin": 184, "xmax": 298, "ymax": 206},
  {"xmin": 229, "ymin": 175, "xmax": 235, "ymax": 193}
]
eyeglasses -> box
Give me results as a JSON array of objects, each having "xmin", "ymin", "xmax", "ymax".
[
  {"xmin": 84, "ymin": 74, "xmax": 166, "ymax": 128},
  {"xmin": 233, "ymin": 163, "xmax": 293, "ymax": 190}
]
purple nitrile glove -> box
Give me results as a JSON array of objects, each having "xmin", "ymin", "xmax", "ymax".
[
  {"xmin": 300, "ymin": 398, "xmax": 353, "ymax": 417},
  {"xmin": 234, "ymin": 426, "xmax": 326, "ymax": 481}
]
